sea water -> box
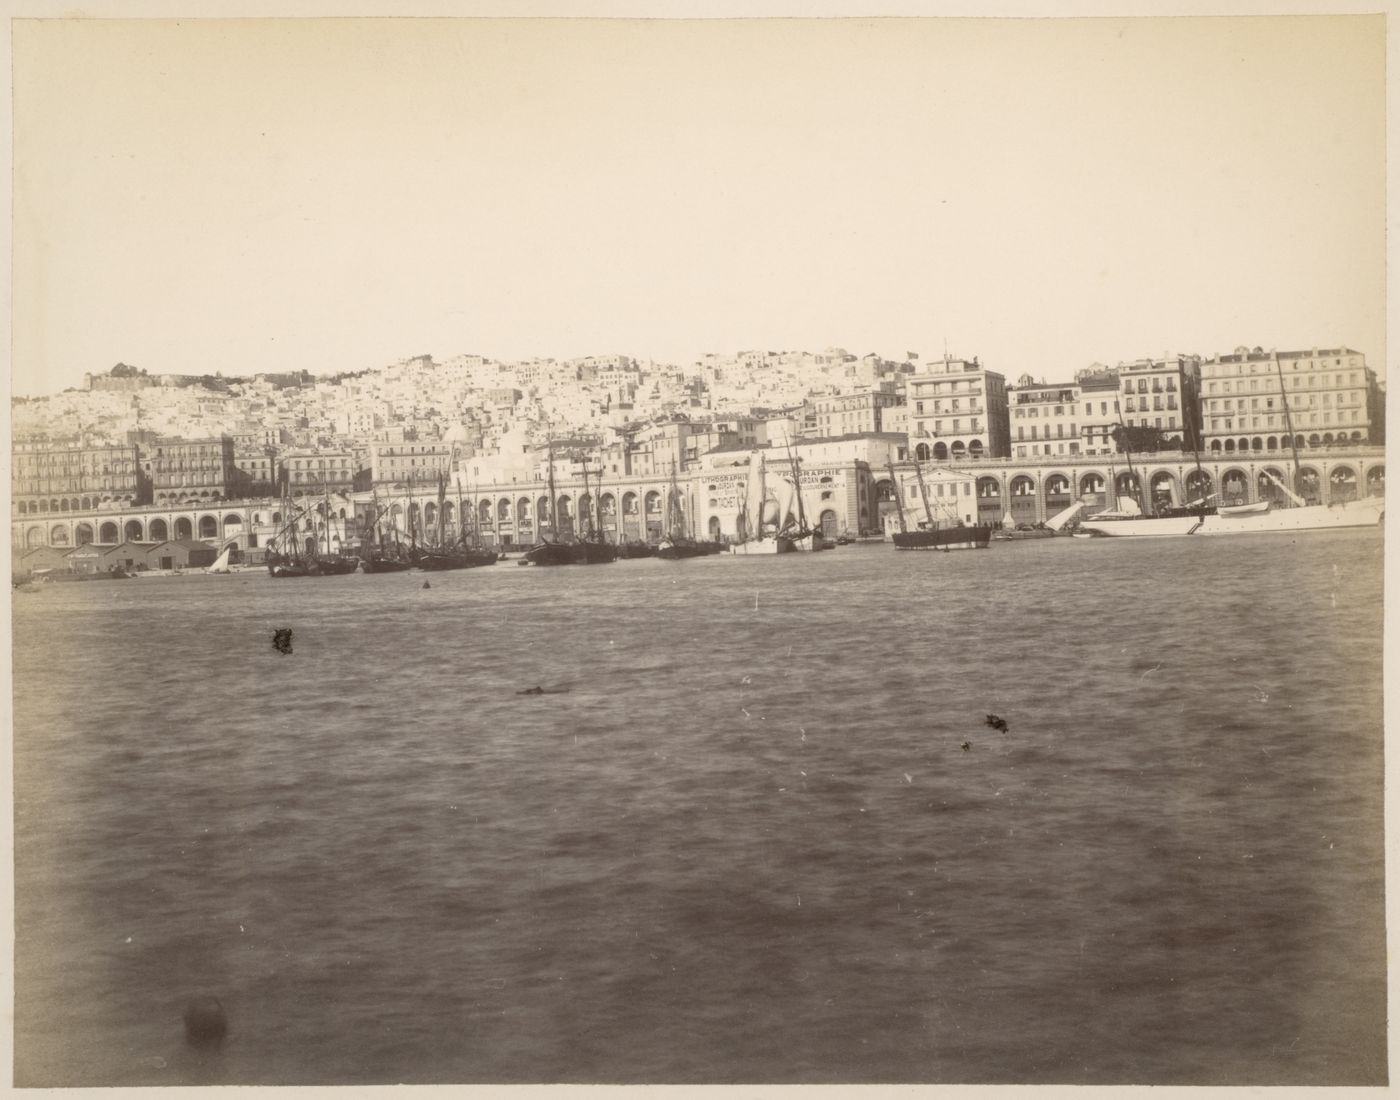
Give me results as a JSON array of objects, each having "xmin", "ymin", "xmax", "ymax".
[{"xmin": 11, "ymin": 531, "xmax": 1386, "ymax": 1085}]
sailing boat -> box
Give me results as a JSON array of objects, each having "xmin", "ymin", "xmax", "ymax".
[
  {"xmin": 524, "ymin": 437, "xmax": 581, "ymax": 565},
  {"xmin": 576, "ymin": 460, "xmax": 618, "ymax": 564},
  {"xmin": 266, "ymin": 494, "xmax": 357, "ymax": 576},
  {"xmin": 889, "ymin": 461, "xmax": 993, "ymax": 550},
  {"xmin": 657, "ymin": 462, "xmax": 706, "ymax": 559},
  {"xmin": 1077, "ymin": 366, "xmax": 1383, "ymax": 537},
  {"xmin": 418, "ymin": 469, "xmax": 497, "ymax": 570},
  {"xmin": 312, "ymin": 484, "xmax": 360, "ymax": 573},
  {"xmin": 361, "ymin": 491, "xmax": 414, "ymax": 572},
  {"xmin": 727, "ymin": 451, "xmax": 806, "ymax": 554},
  {"xmin": 205, "ymin": 543, "xmax": 233, "ymax": 574}
]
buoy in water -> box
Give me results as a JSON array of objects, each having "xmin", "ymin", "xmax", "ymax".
[
  {"xmin": 422, "ymin": 581, "xmax": 431, "ymax": 589},
  {"xmin": 183, "ymin": 996, "xmax": 228, "ymax": 1042}
]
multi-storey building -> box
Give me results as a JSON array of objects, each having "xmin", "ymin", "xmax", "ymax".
[
  {"xmin": 145, "ymin": 436, "xmax": 235, "ymax": 504},
  {"xmin": 1199, "ymin": 346, "xmax": 1379, "ymax": 454},
  {"xmin": 1008, "ymin": 376, "xmax": 1084, "ymax": 460},
  {"xmin": 230, "ymin": 443, "xmax": 279, "ymax": 499},
  {"xmin": 1117, "ymin": 355, "xmax": 1200, "ymax": 450},
  {"xmin": 11, "ymin": 440, "xmax": 142, "ymax": 516},
  {"xmin": 1074, "ymin": 368, "xmax": 1123, "ymax": 455},
  {"xmin": 370, "ymin": 441, "xmax": 454, "ymax": 487},
  {"xmin": 812, "ymin": 390, "xmax": 903, "ymax": 437},
  {"xmin": 284, "ymin": 450, "xmax": 357, "ymax": 494},
  {"xmin": 906, "ymin": 357, "xmax": 1010, "ymax": 460}
]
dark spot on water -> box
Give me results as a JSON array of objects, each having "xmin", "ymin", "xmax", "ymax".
[
  {"xmin": 961, "ymin": 741, "xmax": 971, "ymax": 752},
  {"xmin": 271, "ymin": 628, "xmax": 292, "ymax": 655},
  {"xmin": 183, "ymin": 996, "xmax": 227, "ymax": 1043}
]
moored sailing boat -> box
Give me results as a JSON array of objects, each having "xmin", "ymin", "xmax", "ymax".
[
  {"xmin": 417, "ymin": 470, "xmax": 497, "ymax": 570},
  {"xmin": 727, "ymin": 453, "xmax": 796, "ymax": 554},
  {"xmin": 657, "ymin": 462, "xmax": 706, "ymax": 560},
  {"xmin": 360, "ymin": 491, "xmax": 415, "ymax": 572},
  {"xmin": 889, "ymin": 461, "xmax": 993, "ymax": 550},
  {"xmin": 577, "ymin": 461, "xmax": 618, "ymax": 564},
  {"xmin": 524, "ymin": 437, "xmax": 583, "ymax": 566},
  {"xmin": 1077, "ymin": 362, "xmax": 1383, "ymax": 538}
]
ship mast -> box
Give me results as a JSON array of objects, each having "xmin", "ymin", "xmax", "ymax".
[
  {"xmin": 593, "ymin": 462, "xmax": 607, "ymax": 543},
  {"xmin": 545, "ymin": 435, "xmax": 558, "ymax": 543},
  {"xmin": 323, "ymin": 482, "xmax": 332, "ymax": 558},
  {"xmin": 1275, "ymin": 357, "xmax": 1304, "ymax": 496},
  {"xmin": 912, "ymin": 459, "xmax": 936, "ymax": 528},
  {"xmin": 436, "ymin": 471, "xmax": 447, "ymax": 550},
  {"xmin": 1113, "ymin": 400, "xmax": 1145, "ymax": 513},
  {"xmin": 887, "ymin": 462, "xmax": 909, "ymax": 534},
  {"xmin": 579, "ymin": 459, "xmax": 593, "ymax": 540},
  {"xmin": 782, "ymin": 435, "xmax": 809, "ymax": 533}
]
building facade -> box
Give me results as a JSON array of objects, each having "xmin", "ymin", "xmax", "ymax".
[
  {"xmin": 812, "ymin": 390, "xmax": 903, "ymax": 437},
  {"xmin": 370, "ymin": 442, "xmax": 454, "ymax": 487},
  {"xmin": 1009, "ymin": 376, "xmax": 1086, "ymax": 460},
  {"xmin": 145, "ymin": 436, "xmax": 235, "ymax": 504},
  {"xmin": 1116, "ymin": 355, "xmax": 1200, "ymax": 450},
  {"xmin": 906, "ymin": 357, "xmax": 1010, "ymax": 460},
  {"xmin": 284, "ymin": 450, "xmax": 358, "ymax": 494},
  {"xmin": 1199, "ymin": 346, "xmax": 1379, "ymax": 454},
  {"xmin": 12, "ymin": 440, "xmax": 142, "ymax": 517}
]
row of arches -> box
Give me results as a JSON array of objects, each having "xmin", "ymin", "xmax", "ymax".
[
  {"xmin": 969, "ymin": 463, "xmax": 1383, "ymax": 524},
  {"xmin": 914, "ymin": 440, "xmax": 986, "ymax": 461},
  {"xmin": 372, "ymin": 490, "xmax": 679, "ymax": 545},
  {"xmin": 1210, "ymin": 432, "xmax": 1367, "ymax": 454},
  {"xmin": 15, "ymin": 494, "xmax": 137, "ymax": 515},
  {"xmin": 27, "ymin": 513, "xmax": 245, "ymax": 549}
]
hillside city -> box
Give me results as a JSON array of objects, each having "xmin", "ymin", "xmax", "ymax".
[{"xmin": 10, "ymin": 344, "xmax": 1386, "ymax": 519}]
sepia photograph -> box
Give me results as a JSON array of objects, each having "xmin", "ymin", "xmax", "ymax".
[{"xmin": 7, "ymin": 8, "xmax": 1389, "ymax": 1089}]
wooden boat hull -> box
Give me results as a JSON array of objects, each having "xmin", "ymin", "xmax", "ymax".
[
  {"xmin": 892, "ymin": 526, "xmax": 993, "ymax": 551},
  {"xmin": 417, "ymin": 550, "xmax": 498, "ymax": 570},
  {"xmin": 361, "ymin": 556, "xmax": 414, "ymax": 573},
  {"xmin": 728, "ymin": 537, "xmax": 797, "ymax": 555},
  {"xmin": 524, "ymin": 542, "xmax": 581, "ymax": 566}
]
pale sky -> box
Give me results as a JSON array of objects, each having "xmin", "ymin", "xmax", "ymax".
[{"xmin": 10, "ymin": 14, "xmax": 1386, "ymax": 396}]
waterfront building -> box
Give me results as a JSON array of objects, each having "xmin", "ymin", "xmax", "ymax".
[
  {"xmin": 906, "ymin": 357, "xmax": 1011, "ymax": 460},
  {"xmin": 12, "ymin": 444, "xmax": 1384, "ymax": 555},
  {"xmin": 12, "ymin": 439, "xmax": 143, "ymax": 517},
  {"xmin": 1075, "ymin": 368, "xmax": 1123, "ymax": 455},
  {"xmin": 230, "ymin": 443, "xmax": 279, "ymax": 499},
  {"xmin": 1116, "ymin": 355, "xmax": 1201, "ymax": 450},
  {"xmin": 881, "ymin": 465, "xmax": 979, "ymax": 534},
  {"xmin": 1198, "ymin": 346, "xmax": 1380, "ymax": 454},
  {"xmin": 145, "ymin": 436, "xmax": 235, "ymax": 504},
  {"xmin": 284, "ymin": 450, "xmax": 358, "ymax": 494},
  {"xmin": 370, "ymin": 441, "xmax": 454, "ymax": 487},
  {"xmin": 812, "ymin": 389, "xmax": 903, "ymax": 437},
  {"xmin": 1009, "ymin": 376, "xmax": 1085, "ymax": 460}
]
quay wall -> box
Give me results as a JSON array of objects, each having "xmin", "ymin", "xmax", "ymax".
[{"xmin": 11, "ymin": 447, "xmax": 1385, "ymax": 552}]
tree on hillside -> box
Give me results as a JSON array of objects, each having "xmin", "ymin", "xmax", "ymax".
[{"xmin": 1111, "ymin": 423, "xmax": 1178, "ymax": 454}]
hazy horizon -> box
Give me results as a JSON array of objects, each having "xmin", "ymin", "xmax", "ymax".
[{"xmin": 12, "ymin": 16, "xmax": 1386, "ymax": 398}]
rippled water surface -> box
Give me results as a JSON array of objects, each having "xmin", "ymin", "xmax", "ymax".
[{"xmin": 12, "ymin": 532, "xmax": 1387, "ymax": 1085}]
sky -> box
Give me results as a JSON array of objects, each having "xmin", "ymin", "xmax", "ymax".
[{"xmin": 10, "ymin": 14, "xmax": 1386, "ymax": 396}]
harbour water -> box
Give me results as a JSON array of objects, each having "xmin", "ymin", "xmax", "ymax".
[{"xmin": 12, "ymin": 531, "xmax": 1387, "ymax": 1086}]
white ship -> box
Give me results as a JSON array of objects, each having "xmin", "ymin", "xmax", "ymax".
[{"xmin": 1076, "ymin": 470, "xmax": 1382, "ymax": 539}]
